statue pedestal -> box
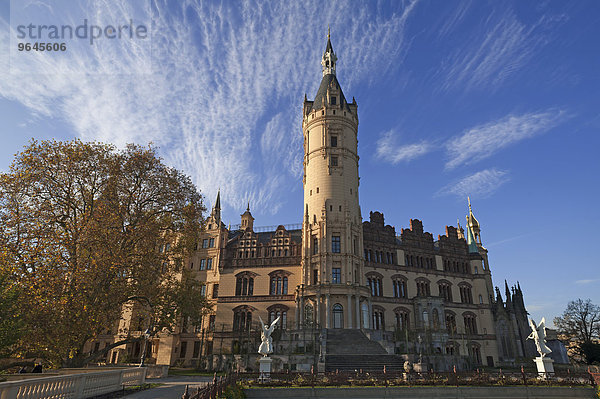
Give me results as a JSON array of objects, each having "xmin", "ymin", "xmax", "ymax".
[
  {"xmin": 534, "ymin": 356, "xmax": 554, "ymax": 378},
  {"xmin": 258, "ymin": 357, "xmax": 272, "ymax": 382}
]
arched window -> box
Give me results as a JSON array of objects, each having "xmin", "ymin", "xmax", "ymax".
[
  {"xmin": 367, "ymin": 273, "xmax": 383, "ymax": 296},
  {"xmin": 394, "ymin": 307, "xmax": 410, "ymax": 330},
  {"xmin": 372, "ymin": 306, "xmax": 385, "ymax": 330},
  {"xmin": 233, "ymin": 306, "xmax": 254, "ymax": 331},
  {"xmin": 468, "ymin": 342, "xmax": 482, "ymax": 364},
  {"xmin": 438, "ymin": 280, "xmax": 453, "ymax": 302},
  {"xmin": 235, "ymin": 272, "xmax": 256, "ymax": 296},
  {"xmin": 459, "ymin": 283, "xmax": 473, "ymax": 304},
  {"xmin": 269, "ymin": 270, "xmax": 290, "ymax": 295},
  {"xmin": 332, "ymin": 304, "xmax": 344, "ymax": 328},
  {"xmin": 361, "ymin": 303, "xmax": 369, "ymax": 329},
  {"xmin": 463, "ymin": 313, "xmax": 478, "ymax": 335},
  {"xmin": 416, "ymin": 278, "xmax": 430, "ymax": 297},
  {"xmin": 446, "ymin": 311, "xmax": 457, "ymax": 334},
  {"xmin": 268, "ymin": 305, "xmax": 288, "ymax": 329},
  {"xmin": 393, "ymin": 278, "xmax": 407, "ymax": 298}
]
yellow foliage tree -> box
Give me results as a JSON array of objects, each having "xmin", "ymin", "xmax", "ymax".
[{"xmin": 0, "ymin": 140, "xmax": 209, "ymax": 367}]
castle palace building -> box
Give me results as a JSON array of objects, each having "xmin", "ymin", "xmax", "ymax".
[{"xmin": 93, "ymin": 34, "xmax": 540, "ymax": 372}]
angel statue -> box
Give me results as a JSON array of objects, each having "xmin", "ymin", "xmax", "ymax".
[
  {"xmin": 527, "ymin": 317, "xmax": 552, "ymax": 357},
  {"xmin": 258, "ymin": 315, "xmax": 280, "ymax": 356}
]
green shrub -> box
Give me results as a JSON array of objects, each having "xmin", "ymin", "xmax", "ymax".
[{"xmin": 218, "ymin": 383, "xmax": 245, "ymax": 399}]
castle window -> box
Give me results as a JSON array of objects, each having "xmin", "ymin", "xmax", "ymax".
[
  {"xmin": 209, "ymin": 238, "xmax": 215, "ymax": 247},
  {"xmin": 202, "ymin": 239, "xmax": 209, "ymax": 248},
  {"xmin": 235, "ymin": 274, "xmax": 254, "ymax": 296},
  {"xmin": 270, "ymin": 275, "xmax": 288, "ymax": 295},
  {"xmin": 416, "ymin": 279, "xmax": 430, "ymax": 297},
  {"xmin": 395, "ymin": 309, "xmax": 409, "ymax": 330},
  {"xmin": 330, "ymin": 156, "xmax": 338, "ymax": 167},
  {"xmin": 331, "ymin": 96, "xmax": 336, "ymax": 105},
  {"xmin": 233, "ymin": 308, "xmax": 253, "ymax": 331},
  {"xmin": 317, "ymin": 187, "xmax": 319, "ymax": 193},
  {"xmin": 393, "ymin": 278, "xmax": 407, "ymax": 298},
  {"xmin": 331, "ymin": 135, "xmax": 338, "ymax": 147},
  {"xmin": 206, "ymin": 258, "xmax": 213, "ymax": 270},
  {"xmin": 372, "ymin": 308, "xmax": 385, "ymax": 330},
  {"xmin": 464, "ymin": 313, "xmax": 478, "ymax": 335},
  {"xmin": 332, "ymin": 268, "xmax": 341, "ymax": 284},
  {"xmin": 313, "ymin": 269, "xmax": 318, "ymax": 284},
  {"xmin": 200, "ymin": 259, "xmax": 206, "ymax": 270},
  {"xmin": 322, "ymin": 110, "xmax": 324, "ymax": 116},
  {"xmin": 313, "ymin": 236, "xmax": 318, "ymax": 254},
  {"xmin": 190, "ymin": 262, "xmax": 194, "ymax": 270},
  {"xmin": 459, "ymin": 284, "xmax": 473, "ymax": 304},
  {"xmin": 310, "ymin": 190, "xmax": 312, "ymax": 195},
  {"xmin": 446, "ymin": 312, "xmax": 457, "ymax": 334},
  {"xmin": 269, "ymin": 309, "xmax": 287, "ymax": 330},
  {"xmin": 367, "ymin": 275, "xmax": 383, "ymax": 296},
  {"xmin": 479, "ymin": 294, "xmax": 483, "ymax": 304},
  {"xmin": 212, "ymin": 284, "xmax": 219, "ymax": 298},
  {"xmin": 332, "ymin": 235, "xmax": 341, "ymax": 253},
  {"xmin": 438, "ymin": 281, "xmax": 453, "ymax": 302}
]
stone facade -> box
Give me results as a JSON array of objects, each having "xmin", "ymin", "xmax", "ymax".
[{"xmin": 87, "ymin": 34, "xmax": 538, "ymax": 372}]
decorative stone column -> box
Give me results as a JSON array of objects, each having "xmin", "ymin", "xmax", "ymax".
[
  {"xmin": 316, "ymin": 294, "xmax": 321, "ymax": 327},
  {"xmin": 355, "ymin": 295, "xmax": 360, "ymax": 329},
  {"xmin": 295, "ymin": 294, "xmax": 300, "ymax": 329},
  {"xmin": 367, "ymin": 298, "xmax": 373, "ymax": 329},
  {"xmin": 298, "ymin": 295, "xmax": 304, "ymax": 328},
  {"xmin": 325, "ymin": 294, "xmax": 331, "ymax": 329},
  {"xmin": 346, "ymin": 294, "xmax": 353, "ymax": 329}
]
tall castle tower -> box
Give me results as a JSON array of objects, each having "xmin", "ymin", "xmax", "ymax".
[{"xmin": 297, "ymin": 31, "xmax": 369, "ymax": 330}]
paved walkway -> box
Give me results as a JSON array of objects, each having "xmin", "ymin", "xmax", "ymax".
[{"xmin": 126, "ymin": 376, "xmax": 214, "ymax": 399}]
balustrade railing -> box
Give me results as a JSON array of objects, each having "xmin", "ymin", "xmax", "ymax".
[{"xmin": 0, "ymin": 367, "xmax": 146, "ymax": 399}]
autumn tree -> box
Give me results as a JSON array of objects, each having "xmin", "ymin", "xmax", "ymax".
[
  {"xmin": 554, "ymin": 299, "xmax": 600, "ymax": 364},
  {"xmin": 0, "ymin": 139, "xmax": 208, "ymax": 367}
]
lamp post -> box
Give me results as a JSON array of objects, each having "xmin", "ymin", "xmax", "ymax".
[{"xmin": 139, "ymin": 328, "xmax": 151, "ymax": 367}]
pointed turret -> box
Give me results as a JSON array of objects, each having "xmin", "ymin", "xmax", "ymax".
[
  {"xmin": 209, "ymin": 189, "xmax": 222, "ymax": 227},
  {"xmin": 215, "ymin": 189, "xmax": 221, "ymax": 210},
  {"xmin": 467, "ymin": 197, "xmax": 482, "ymax": 245},
  {"xmin": 465, "ymin": 223, "xmax": 479, "ymax": 253},
  {"xmin": 457, "ymin": 218, "xmax": 465, "ymax": 240},
  {"xmin": 322, "ymin": 27, "xmax": 337, "ymax": 76},
  {"xmin": 240, "ymin": 201, "xmax": 254, "ymax": 231},
  {"xmin": 505, "ymin": 280, "xmax": 512, "ymax": 307}
]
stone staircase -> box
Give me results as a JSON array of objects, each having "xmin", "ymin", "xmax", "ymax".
[{"xmin": 325, "ymin": 329, "xmax": 405, "ymax": 372}]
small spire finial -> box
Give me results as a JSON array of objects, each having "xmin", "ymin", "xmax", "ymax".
[
  {"xmin": 246, "ymin": 201, "xmax": 250, "ymax": 212},
  {"xmin": 468, "ymin": 196, "xmax": 472, "ymax": 211},
  {"xmin": 328, "ymin": 25, "xmax": 330, "ymax": 39}
]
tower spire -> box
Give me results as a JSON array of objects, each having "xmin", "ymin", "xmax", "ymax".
[{"xmin": 322, "ymin": 28, "xmax": 337, "ymax": 76}]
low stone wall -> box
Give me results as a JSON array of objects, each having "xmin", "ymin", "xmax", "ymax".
[{"xmin": 244, "ymin": 386, "xmax": 597, "ymax": 399}]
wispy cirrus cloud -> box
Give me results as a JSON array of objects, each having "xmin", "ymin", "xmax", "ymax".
[
  {"xmin": 439, "ymin": 8, "xmax": 561, "ymax": 91},
  {"xmin": 435, "ymin": 168, "xmax": 509, "ymax": 199},
  {"xmin": 376, "ymin": 130, "xmax": 432, "ymax": 164},
  {"xmin": 445, "ymin": 110, "xmax": 566, "ymax": 169},
  {"xmin": 0, "ymin": 0, "xmax": 421, "ymax": 219},
  {"xmin": 575, "ymin": 279, "xmax": 598, "ymax": 285}
]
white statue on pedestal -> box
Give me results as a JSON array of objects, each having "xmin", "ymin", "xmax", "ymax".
[
  {"xmin": 258, "ymin": 316, "xmax": 280, "ymax": 356},
  {"xmin": 527, "ymin": 317, "xmax": 552, "ymax": 357}
]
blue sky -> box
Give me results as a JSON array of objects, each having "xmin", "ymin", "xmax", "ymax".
[{"xmin": 1, "ymin": 0, "xmax": 599, "ymax": 325}]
